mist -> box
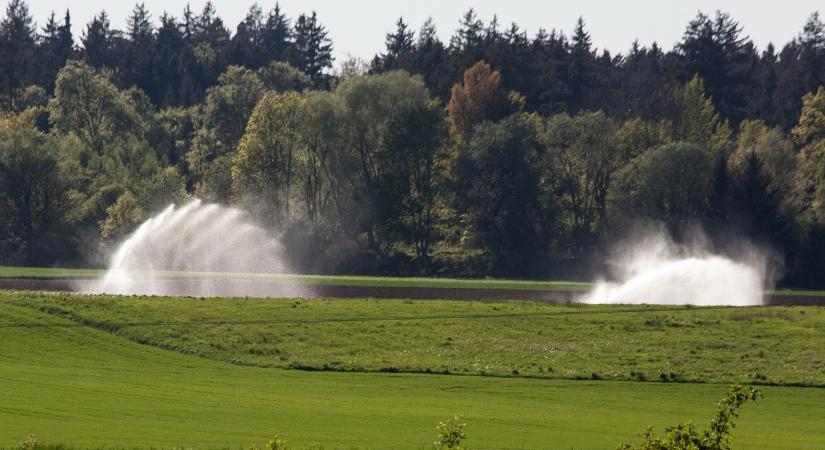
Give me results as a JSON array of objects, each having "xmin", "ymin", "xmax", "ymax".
[
  {"xmin": 85, "ymin": 199, "xmax": 309, "ymax": 297},
  {"xmin": 581, "ymin": 226, "xmax": 777, "ymax": 306}
]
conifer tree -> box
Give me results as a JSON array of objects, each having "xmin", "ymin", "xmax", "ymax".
[
  {"xmin": 0, "ymin": 0, "xmax": 37, "ymax": 109},
  {"xmin": 261, "ymin": 3, "xmax": 291, "ymax": 62},
  {"xmin": 81, "ymin": 11, "xmax": 115, "ymax": 69},
  {"xmin": 291, "ymin": 12, "xmax": 332, "ymax": 85}
]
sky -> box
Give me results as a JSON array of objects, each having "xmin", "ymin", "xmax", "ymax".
[{"xmin": 23, "ymin": 0, "xmax": 824, "ymax": 66}]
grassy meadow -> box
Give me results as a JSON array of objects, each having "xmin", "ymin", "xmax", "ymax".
[
  {"xmin": 1, "ymin": 297, "xmax": 825, "ymax": 449},
  {"xmin": 7, "ymin": 292, "xmax": 825, "ymax": 386}
]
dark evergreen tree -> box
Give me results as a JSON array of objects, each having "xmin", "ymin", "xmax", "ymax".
[
  {"xmin": 229, "ymin": 3, "xmax": 264, "ymax": 68},
  {"xmin": 620, "ymin": 41, "xmax": 670, "ymax": 119},
  {"xmin": 123, "ymin": 3, "xmax": 156, "ymax": 97},
  {"xmin": 407, "ymin": 17, "xmax": 450, "ymax": 99},
  {"xmin": 568, "ymin": 17, "xmax": 594, "ymax": 113},
  {"xmin": 37, "ymin": 9, "xmax": 74, "ymax": 92},
  {"xmin": 194, "ymin": 1, "xmax": 230, "ymax": 45},
  {"xmin": 154, "ymin": 13, "xmax": 196, "ymax": 106},
  {"xmin": 81, "ymin": 11, "xmax": 116, "ymax": 69},
  {"xmin": 677, "ymin": 11, "xmax": 756, "ymax": 125},
  {"xmin": 531, "ymin": 28, "xmax": 571, "ymax": 115},
  {"xmin": 261, "ymin": 3, "xmax": 291, "ymax": 62},
  {"xmin": 0, "ymin": 0, "xmax": 37, "ymax": 110},
  {"xmin": 181, "ymin": 3, "xmax": 196, "ymax": 42},
  {"xmin": 373, "ymin": 17, "xmax": 414, "ymax": 71},
  {"xmin": 291, "ymin": 12, "xmax": 333, "ymax": 85},
  {"xmin": 450, "ymin": 9, "xmax": 483, "ymax": 52},
  {"xmin": 773, "ymin": 13, "xmax": 825, "ymax": 130},
  {"xmin": 749, "ymin": 44, "xmax": 778, "ymax": 125}
]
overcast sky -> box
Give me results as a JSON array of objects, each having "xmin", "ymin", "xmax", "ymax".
[{"xmin": 23, "ymin": 0, "xmax": 823, "ymax": 65}]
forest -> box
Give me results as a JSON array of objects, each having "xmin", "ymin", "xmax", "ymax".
[{"xmin": 2, "ymin": 0, "xmax": 825, "ymax": 286}]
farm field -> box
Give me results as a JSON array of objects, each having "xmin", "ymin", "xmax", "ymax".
[
  {"xmin": 6, "ymin": 292, "xmax": 825, "ymax": 385},
  {"xmin": 1, "ymin": 297, "xmax": 824, "ymax": 449}
]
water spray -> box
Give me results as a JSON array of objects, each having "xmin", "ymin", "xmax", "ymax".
[
  {"xmin": 87, "ymin": 199, "xmax": 307, "ymax": 297},
  {"xmin": 581, "ymin": 228, "xmax": 771, "ymax": 306}
]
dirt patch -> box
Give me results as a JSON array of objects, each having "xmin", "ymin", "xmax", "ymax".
[{"xmin": 0, "ymin": 278, "xmax": 820, "ymax": 305}]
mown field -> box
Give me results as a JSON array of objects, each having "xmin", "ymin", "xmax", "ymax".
[
  {"xmin": 1, "ymin": 296, "xmax": 825, "ymax": 449},
  {"xmin": 7, "ymin": 292, "xmax": 825, "ymax": 386}
]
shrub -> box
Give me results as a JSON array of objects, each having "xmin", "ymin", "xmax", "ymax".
[
  {"xmin": 248, "ymin": 434, "xmax": 287, "ymax": 450},
  {"xmin": 617, "ymin": 384, "xmax": 761, "ymax": 450},
  {"xmin": 15, "ymin": 434, "xmax": 38, "ymax": 450},
  {"xmin": 434, "ymin": 415, "xmax": 466, "ymax": 450}
]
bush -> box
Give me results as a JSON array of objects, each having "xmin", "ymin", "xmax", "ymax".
[
  {"xmin": 617, "ymin": 384, "xmax": 761, "ymax": 450},
  {"xmin": 15, "ymin": 434, "xmax": 38, "ymax": 450},
  {"xmin": 248, "ymin": 435, "xmax": 287, "ymax": 450},
  {"xmin": 434, "ymin": 415, "xmax": 466, "ymax": 450}
]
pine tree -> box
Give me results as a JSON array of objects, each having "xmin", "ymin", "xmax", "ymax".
[
  {"xmin": 568, "ymin": 16, "xmax": 594, "ymax": 113},
  {"xmin": 450, "ymin": 8, "xmax": 483, "ymax": 51},
  {"xmin": 81, "ymin": 11, "xmax": 114, "ymax": 69},
  {"xmin": 37, "ymin": 10, "xmax": 73, "ymax": 90},
  {"xmin": 408, "ymin": 17, "xmax": 449, "ymax": 98},
  {"xmin": 124, "ymin": 3, "xmax": 156, "ymax": 94},
  {"xmin": 773, "ymin": 13, "xmax": 825, "ymax": 130},
  {"xmin": 0, "ymin": 0, "xmax": 37, "ymax": 110},
  {"xmin": 677, "ymin": 11, "xmax": 756, "ymax": 124},
  {"xmin": 261, "ymin": 3, "xmax": 291, "ymax": 62},
  {"xmin": 154, "ymin": 12, "xmax": 191, "ymax": 106},
  {"xmin": 291, "ymin": 12, "xmax": 332, "ymax": 85},
  {"xmin": 127, "ymin": 3, "xmax": 153, "ymax": 43},
  {"xmin": 375, "ymin": 17, "xmax": 414, "ymax": 71},
  {"xmin": 195, "ymin": 1, "xmax": 229, "ymax": 45},
  {"xmin": 229, "ymin": 3, "xmax": 264, "ymax": 68},
  {"xmin": 182, "ymin": 3, "xmax": 195, "ymax": 42}
]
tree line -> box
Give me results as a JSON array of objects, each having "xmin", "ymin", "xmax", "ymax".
[{"xmin": 2, "ymin": 0, "xmax": 825, "ymax": 285}]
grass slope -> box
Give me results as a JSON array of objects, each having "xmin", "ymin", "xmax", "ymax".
[
  {"xmin": 7, "ymin": 292, "xmax": 825, "ymax": 386},
  {"xmin": 1, "ymin": 300, "xmax": 824, "ymax": 449}
]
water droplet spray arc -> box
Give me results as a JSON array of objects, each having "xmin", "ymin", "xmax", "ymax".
[
  {"xmin": 580, "ymin": 229, "xmax": 772, "ymax": 306},
  {"xmin": 87, "ymin": 199, "xmax": 308, "ymax": 297}
]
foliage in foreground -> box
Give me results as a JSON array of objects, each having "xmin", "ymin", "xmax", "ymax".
[{"xmin": 618, "ymin": 384, "xmax": 761, "ymax": 450}]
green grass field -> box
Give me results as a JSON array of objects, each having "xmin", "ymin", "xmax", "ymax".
[
  {"xmin": 1, "ymin": 297, "xmax": 824, "ymax": 449},
  {"xmin": 8, "ymin": 292, "xmax": 825, "ymax": 386}
]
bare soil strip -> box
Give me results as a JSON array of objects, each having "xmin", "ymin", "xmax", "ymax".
[{"xmin": 0, "ymin": 278, "xmax": 820, "ymax": 305}]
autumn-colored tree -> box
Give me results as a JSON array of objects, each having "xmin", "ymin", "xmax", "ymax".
[{"xmin": 447, "ymin": 60, "xmax": 515, "ymax": 136}]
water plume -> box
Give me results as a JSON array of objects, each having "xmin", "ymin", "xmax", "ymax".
[
  {"xmin": 86, "ymin": 199, "xmax": 308, "ymax": 297},
  {"xmin": 581, "ymin": 227, "xmax": 773, "ymax": 306}
]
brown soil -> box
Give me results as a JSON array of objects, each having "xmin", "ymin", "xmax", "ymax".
[{"xmin": 0, "ymin": 278, "xmax": 821, "ymax": 305}]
